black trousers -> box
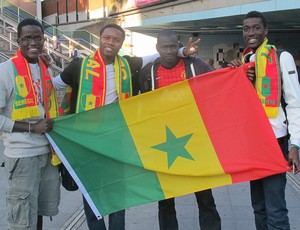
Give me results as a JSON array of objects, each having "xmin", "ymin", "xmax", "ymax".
[{"xmin": 158, "ymin": 189, "xmax": 221, "ymax": 230}]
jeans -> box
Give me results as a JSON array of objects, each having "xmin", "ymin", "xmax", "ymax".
[
  {"xmin": 83, "ymin": 195, "xmax": 125, "ymax": 230},
  {"xmin": 158, "ymin": 189, "xmax": 221, "ymax": 230},
  {"xmin": 250, "ymin": 135, "xmax": 290, "ymax": 230}
]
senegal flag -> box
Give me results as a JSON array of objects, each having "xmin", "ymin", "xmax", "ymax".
[{"xmin": 47, "ymin": 65, "xmax": 288, "ymax": 219}]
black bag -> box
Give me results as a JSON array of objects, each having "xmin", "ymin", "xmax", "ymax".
[{"xmin": 59, "ymin": 164, "xmax": 78, "ymax": 191}]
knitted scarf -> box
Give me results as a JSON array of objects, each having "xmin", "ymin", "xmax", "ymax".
[
  {"xmin": 242, "ymin": 38, "xmax": 281, "ymax": 118},
  {"xmin": 11, "ymin": 49, "xmax": 59, "ymax": 120},
  {"xmin": 76, "ymin": 49, "xmax": 132, "ymax": 113}
]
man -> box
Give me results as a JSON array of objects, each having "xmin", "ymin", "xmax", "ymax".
[
  {"xmin": 230, "ymin": 11, "xmax": 300, "ymax": 230},
  {"xmin": 0, "ymin": 18, "xmax": 60, "ymax": 230},
  {"xmin": 206, "ymin": 58, "xmax": 216, "ymax": 70},
  {"xmin": 52, "ymin": 23, "xmax": 197, "ymax": 230},
  {"xmin": 50, "ymin": 35, "xmax": 62, "ymax": 68},
  {"xmin": 224, "ymin": 42, "xmax": 240, "ymax": 63},
  {"xmin": 135, "ymin": 29, "xmax": 221, "ymax": 230}
]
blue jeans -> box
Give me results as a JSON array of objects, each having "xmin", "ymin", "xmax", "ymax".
[
  {"xmin": 250, "ymin": 136, "xmax": 290, "ymax": 230},
  {"xmin": 83, "ymin": 195, "xmax": 125, "ymax": 230},
  {"xmin": 158, "ymin": 189, "xmax": 221, "ymax": 230}
]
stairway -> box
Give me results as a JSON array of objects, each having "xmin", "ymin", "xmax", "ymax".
[{"xmin": 0, "ymin": 0, "xmax": 100, "ymax": 68}]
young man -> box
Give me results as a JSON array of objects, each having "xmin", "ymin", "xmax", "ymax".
[
  {"xmin": 230, "ymin": 11, "xmax": 300, "ymax": 230},
  {"xmin": 0, "ymin": 18, "xmax": 60, "ymax": 230},
  {"xmin": 52, "ymin": 23, "xmax": 198, "ymax": 230},
  {"xmin": 135, "ymin": 29, "xmax": 221, "ymax": 230}
]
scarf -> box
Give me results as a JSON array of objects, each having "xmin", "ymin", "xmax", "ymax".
[
  {"xmin": 76, "ymin": 49, "xmax": 132, "ymax": 113},
  {"xmin": 242, "ymin": 38, "xmax": 281, "ymax": 118},
  {"xmin": 11, "ymin": 49, "xmax": 59, "ymax": 120}
]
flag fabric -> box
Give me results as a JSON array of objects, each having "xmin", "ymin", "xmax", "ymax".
[{"xmin": 47, "ymin": 65, "xmax": 288, "ymax": 219}]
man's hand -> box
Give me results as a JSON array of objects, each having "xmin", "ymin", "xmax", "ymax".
[
  {"xmin": 183, "ymin": 37, "xmax": 200, "ymax": 56},
  {"xmin": 288, "ymin": 147, "xmax": 300, "ymax": 174},
  {"xmin": 229, "ymin": 60, "xmax": 256, "ymax": 86},
  {"xmin": 228, "ymin": 59, "xmax": 243, "ymax": 68},
  {"xmin": 31, "ymin": 119, "xmax": 54, "ymax": 133},
  {"xmin": 39, "ymin": 51, "xmax": 53, "ymax": 68}
]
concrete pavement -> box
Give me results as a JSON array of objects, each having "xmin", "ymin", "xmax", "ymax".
[{"xmin": 1, "ymin": 137, "xmax": 300, "ymax": 230}]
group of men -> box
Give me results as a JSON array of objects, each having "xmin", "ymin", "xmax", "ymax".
[{"xmin": 0, "ymin": 10, "xmax": 299, "ymax": 230}]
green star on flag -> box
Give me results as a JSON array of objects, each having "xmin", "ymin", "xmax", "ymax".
[{"xmin": 152, "ymin": 126, "xmax": 195, "ymax": 168}]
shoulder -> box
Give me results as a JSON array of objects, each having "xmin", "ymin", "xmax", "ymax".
[
  {"xmin": 278, "ymin": 51, "xmax": 299, "ymax": 85},
  {"xmin": 278, "ymin": 50, "xmax": 294, "ymax": 61},
  {"xmin": 278, "ymin": 51, "xmax": 296, "ymax": 70},
  {"xmin": 61, "ymin": 57, "xmax": 83, "ymax": 84},
  {"xmin": 186, "ymin": 56, "xmax": 212, "ymax": 73},
  {"xmin": 123, "ymin": 55, "xmax": 143, "ymax": 71},
  {"xmin": 64, "ymin": 57, "xmax": 82, "ymax": 72},
  {"xmin": 0, "ymin": 59, "xmax": 14, "ymax": 76},
  {"xmin": 0, "ymin": 60, "xmax": 15, "ymax": 87},
  {"xmin": 123, "ymin": 55, "xmax": 141, "ymax": 63},
  {"xmin": 0, "ymin": 58, "xmax": 13, "ymax": 67},
  {"xmin": 139, "ymin": 61, "xmax": 154, "ymax": 74}
]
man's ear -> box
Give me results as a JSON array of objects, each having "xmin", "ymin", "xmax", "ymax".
[{"xmin": 264, "ymin": 28, "xmax": 268, "ymax": 37}]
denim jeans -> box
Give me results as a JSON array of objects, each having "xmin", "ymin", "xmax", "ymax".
[
  {"xmin": 158, "ymin": 189, "xmax": 221, "ymax": 230},
  {"xmin": 250, "ymin": 135, "xmax": 290, "ymax": 230},
  {"xmin": 83, "ymin": 195, "xmax": 125, "ymax": 230}
]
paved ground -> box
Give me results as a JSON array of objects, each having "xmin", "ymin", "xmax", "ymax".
[{"xmin": 1, "ymin": 136, "xmax": 300, "ymax": 230}]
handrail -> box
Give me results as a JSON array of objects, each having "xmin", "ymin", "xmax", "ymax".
[
  {"xmin": 0, "ymin": 0, "xmax": 99, "ymax": 52},
  {"xmin": 0, "ymin": 0, "xmax": 130, "ymax": 59},
  {"xmin": 0, "ymin": 33, "xmax": 18, "ymax": 48},
  {"xmin": 0, "ymin": 51, "xmax": 10, "ymax": 60}
]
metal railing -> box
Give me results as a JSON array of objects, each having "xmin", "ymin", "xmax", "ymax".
[
  {"xmin": 0, "ymin": 50, "xmax": 9, "ymax": 62},
  {"xmin": 0, "ymin": 0, "xmax": 131, "ymax": 62},
  {"xmin": 0, "ymin": 0, "xmax": 99, "ymax": 55}
]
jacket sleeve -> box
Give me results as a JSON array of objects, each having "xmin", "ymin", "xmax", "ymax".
[
  {"xmin": 0, "ymin": 61, "xmax": 15, "ymax": 132},
  {"xmin": 60, "ymin": 57, "xmax": 82, "ymax": 85},
  {"xmin": 191, "ymin": 57, "xmax": 213, "ymax": 76},
  {"xmin": 280, "ymin": 51, "xmax": 300, "ymax": 147}
]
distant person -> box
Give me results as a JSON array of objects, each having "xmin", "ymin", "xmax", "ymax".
[
  {"xmin": 230, "ymin": 10, "xmax": 300, "ymax": 230},
  {"xmin": 0, "ymin": 18, "xmax": 60, "ymax": 230},
  {"xmin": 135, "ymin": 29, "xmax": 221, "ymax": 230},
  {"xmin": 69, "ymin": 43, "xmax": 81, "ymax": 59},
  {"xmin": 224, "ymin": 42, "xmax": 240, "ymax": 63},
  {"xmin": 72, "ymin": 48, "xmax": 81, "ymax": 58},
  {"xmin": 206, "ymin": 58, "xmax": 216, "ymax": 69},
  {"xmin": 51, "ymin": 35, "xmax": 62, "ymax": 67}
]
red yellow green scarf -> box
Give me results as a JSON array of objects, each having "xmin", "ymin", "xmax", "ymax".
[
  {"xmin": 242, "ymin": 38, "xmax": 281, "ymax": 118},
  {"xmin": 11, "ymin": 49, "xmax": 59, "ymax": 120},
  {"xmin": 76, "ymin": 49, "xmax": 132, "ymax": 113}
]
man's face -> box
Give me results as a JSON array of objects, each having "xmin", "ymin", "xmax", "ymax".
[
  {"xmin": 243, "ymin": 17, "xmax": 267, "ymax": 51},
  {"xmin": 100, "ymin": 28, "xmax": 124, "ymax": 59},
  {"xmin": 17, "ymin": 25, "xmax": 44, "ymax": 63},
  {"xmin": 156, "ymin": 35, "xmax": 179, "ymax": 66}
]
